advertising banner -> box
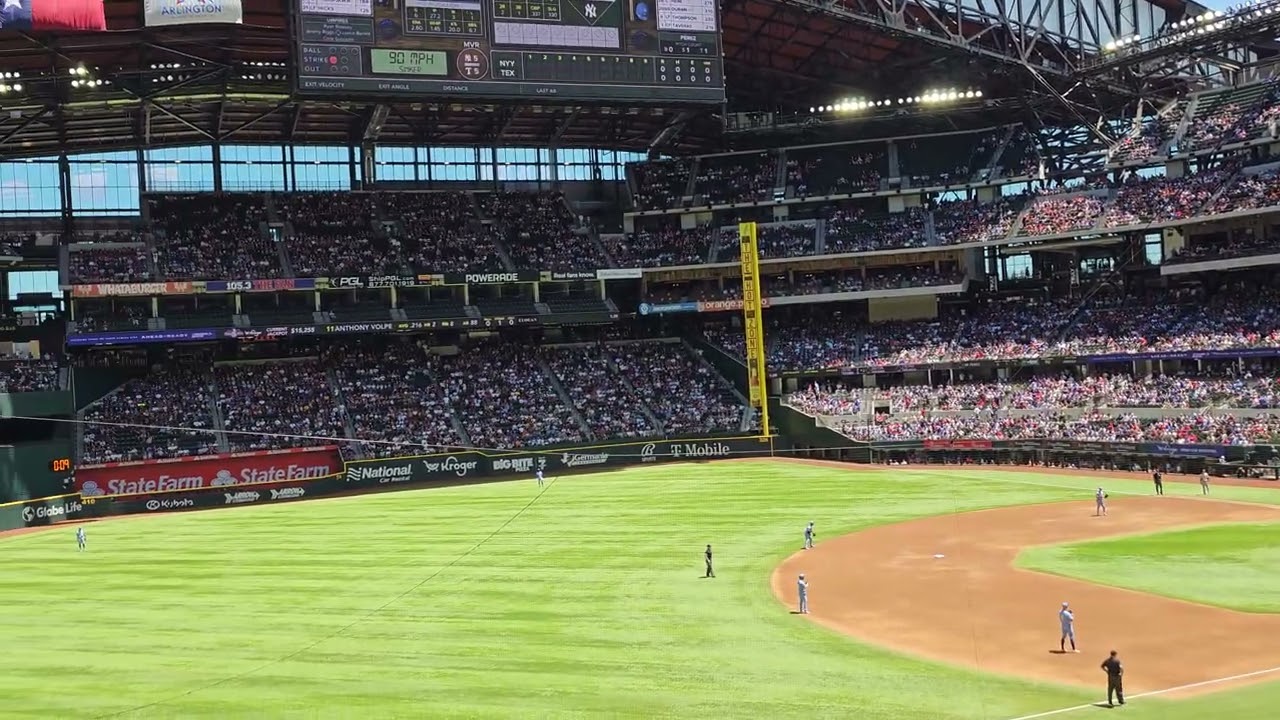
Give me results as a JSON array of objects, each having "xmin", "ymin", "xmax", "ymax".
[
  {"xmin": 144, "ymin": 0, "xmax": 242, "ymax": 26},
  {"xmin": 542, "ymin": 271, "xmax": 599, "ymax": 282},
  {"xmin": 596, "ymin": 268, "xmax": 643, "ymax": 280},
  {"xmin": 1140, "ymin": 443, "xmax": 1226, "ymax": 459},
  {"xmin": 0, "ymin": 0, "xmax": 105, "ymax": 31},
  {"xmin": 922, "ymin": 439, "xmax": 993, "ymax": 450},
  {"xmin": 341, "ymin": 436, "xmax": 773, "ymax": 486},
  {"xmin": 441, "ymin": 271, "xmax": 540, "ymax": 285},
  {"xmin": 75, "ymin": 446, "xmax": 343, "ymax": 498},
  {"xmin": 16, "ymin": 495, "xmax": 86, "ymax": 528},
  {"xmin": 71, "ymin": 281, "xmax": 194, "ymax": 298}
]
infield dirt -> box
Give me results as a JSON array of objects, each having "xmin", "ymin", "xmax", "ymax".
[{"xmin": 772, "ymin": 494, "xmax": 1280, "ymax": 698}]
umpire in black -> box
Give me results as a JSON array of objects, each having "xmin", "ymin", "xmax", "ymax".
[{"xmin": 1101, "ymin": 650, "xmax": 1124, "ymax": 706}]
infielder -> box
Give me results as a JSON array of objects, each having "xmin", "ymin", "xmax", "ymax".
[
  {"xmin": 1059, "ymin": 602, "xmax": 1077, "ymax": 652},
  {"xmin": 76, "ymin": 526, "xmax": 86, "ymax": 552},
  {"xmin": 1200, "ymin": 469, "xmax": 1210, "ymax": 495},
  {"xmin": 803, "ymin": 521, "xmax": 815, "ymax": 550},
  {"xmin": 1095, "ymin": 487, "xmax": 1108, "ymax": 516},
  {"xmin": 797, "ymin": 573, "xmax": 809, "ymax": 614}
]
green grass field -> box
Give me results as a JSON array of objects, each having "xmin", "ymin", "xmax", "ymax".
[
  {"xmin": 1018, "ymin": 521, "xmax": 1280, "ymax": 613},
  {"xmin": 3, "ymin": 463, "xmax": 1280, "ymax": 719}
]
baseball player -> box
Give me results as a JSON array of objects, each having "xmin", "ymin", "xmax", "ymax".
[
  {"xmin": 1059, "ymin": 602, "xmax": 1077, "ymax": 652},
  {"xmin": 704, "ymin": 544, "xmax": 715, "ymax": 578},
  {"xmin": 76, "ymin": 526, "xmax": 86, "ymax": 552},
  {"xmin": 1200, "ymin": 469, "xmax": 1210, "ymax": 495},
  {"xmin": 1095, "ymin": 487, "xmax": 1108, "ymax": 516},
  {"xmin": 797, "ymin": 573, "xmax": 809, "ymax": 614},
  {"xmin": 803, "ymin": 521, "xmax": 815, "ymax": 550},
  {"xmin": 1152, "ymin": 469, "xmax": 1164, "ymax": 496},
  {"xmin": 535, "ymin": 468, "xmax": 545, "ymax": 489}
]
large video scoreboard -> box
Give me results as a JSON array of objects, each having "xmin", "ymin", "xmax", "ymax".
[{"xmin": 294, "ymin": 0, "xmax": 725, "ymax": 102}]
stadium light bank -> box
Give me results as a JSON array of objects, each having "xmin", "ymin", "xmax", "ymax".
[{"xmin": 811, "ymin": 89, "xmax": 983, "ymax": 115}]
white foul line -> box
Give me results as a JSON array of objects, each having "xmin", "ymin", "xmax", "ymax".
[{"xmin": 1002, "ymin": 664, "xmax": 1280, "ymax": 720}]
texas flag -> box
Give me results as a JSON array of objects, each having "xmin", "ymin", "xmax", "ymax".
[{"xmin": 0, "ymin": 0, "xmax": 106, "ymax": 31}]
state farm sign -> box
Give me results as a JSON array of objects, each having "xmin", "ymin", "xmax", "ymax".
[{"xmin": 75, "ymin": 446, "xmax": 343, "ymax": 498}]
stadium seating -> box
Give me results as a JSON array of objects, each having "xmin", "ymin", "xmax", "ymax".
[
  {"xmin": 482, "ymin": 191, "xmax": 604, "ymax": 270},
  {"xmin": 278, "ymin": 192, "xmax": 401, "ymax": 276},
  {"xmin": 81, "ymin": 368, "xmax": 219, "ymax": 463},
  {"xmin": 383, "ymin": 191, "xmax": 505, "ymax": 273},
  {"xmin": 68, "ymin": 235, "xmax": 151, "ymax": 283},
  {"xmin": 149, "ymin": 194, "xmax": 281, "ymax": 280},
  {"xmin": 0, "ymin": 359, "xmax": 60, "ymax": 393}
]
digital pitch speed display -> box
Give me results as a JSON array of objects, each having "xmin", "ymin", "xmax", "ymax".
[{"xmin": 295, "ymin": 0, "xmax": 724, "ymax": 102}]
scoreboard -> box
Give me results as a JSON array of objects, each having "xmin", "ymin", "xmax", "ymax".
[{"xmin": 294, "ymin": 0, "xmax": 724, "ymax": 102}]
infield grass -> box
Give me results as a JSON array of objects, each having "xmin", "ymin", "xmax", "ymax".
[
  {"xmin": 1, "ymin": 462, "xmax": 1279, "ymax": 720},
  {"xmin": 1017, "ymin": 522, "xmax": 1280, "ymax": 613}
]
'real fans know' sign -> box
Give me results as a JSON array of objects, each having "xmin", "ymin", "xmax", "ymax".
[{"xmin": 145, "ymin": 0, "xmax": 243, "ymax": 26}]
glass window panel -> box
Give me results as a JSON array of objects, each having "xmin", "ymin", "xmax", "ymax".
[
  {"xmin": 294, "ymin": 163, "xmax": 351, "ymax": 191},
  {"xmin": 377, "ymin": 163, "xmax": 416, "ymax": 182},
  {"xmin": 376, "ymin": 146, "xmax": 416, "ymax": 164},
  {"xmin": 145, "ymin": 162, "xmax": 215, "ymax": 192},
  {"xmin": 221, "ymin": 161, "xmax": 286, "ymax": 191},
  {"xmin": 68, "ymin": 157, "xmax": 140, "ymax": 215},
  {"xmin": 7, "ymin": 269, "xmax": 62, "ymax": 300},
  {"xmin": 145, "ymin": 146, "xmax": 213, "ymax": 163},
  {"xmin": 0, "ymin": 159, "xmax": 62, "ymax": 216}
]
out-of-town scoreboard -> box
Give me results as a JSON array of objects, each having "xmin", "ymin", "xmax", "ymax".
[{"xmin": 295, "ymin": 0, "xmax": 724, "ymax": 101}]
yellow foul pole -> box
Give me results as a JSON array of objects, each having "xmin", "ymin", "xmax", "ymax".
[{"xmin": 738, "ymin": 222, "xmax": 770, "ymax": 436}]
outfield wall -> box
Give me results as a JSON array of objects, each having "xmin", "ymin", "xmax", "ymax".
[{"xmin": 1, "ymin": 435, "xmax": 776, "ymax": 534}]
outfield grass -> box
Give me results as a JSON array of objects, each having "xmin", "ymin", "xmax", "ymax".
[
  {"xmin": 1, "ymin": 462, "xmax": 1279, "ymax": 719},
  {"xmin": 1018, "ymin": 522, "xmax": 1280, "ymax": 613}
]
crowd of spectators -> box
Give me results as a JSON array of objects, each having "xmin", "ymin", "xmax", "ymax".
[
  {"xmin": 787, "ymin": 384, "xmax": 863, "ymax": 416},
  {"xmin": 609, "ymin": 341, "xmax": 745, "ymax": 434},
  {"xmin": 694, "ymin": 151, "xmax": 778, "ymax": 205},
  {"xmin": 216, "ymin": 360, "xmax": 347, "ymax": 452},
  {"xmin": 609, "ymin": 223, "xmax": 719, "ymax": 267},
  {"xmin": 483, "ymin": 192, "xmax": 603, "ymax": 271},
  {"xmin": 716, "ymin": 222, "xmax": 817, "ymax": 261},
  {"xmin": 68, "ymin": 235, "xmax": 151, "ymax": 283},
  {"xmin": 542, "ymin": 344, "xmax": 656, "ymax": 440},
  {"xmin": 430, "ymin": 342, "xmax": 586, "ymax": 449},
  {"xmin": 329, "ymin": 343, "xmax": 462, "ymax": 457},
  {"xmin": 712, "ymin": 283, "xmax": 1280, "ymax": 373},
  {"xmin": 933, "ymin": 197, "xmax": 1024, "ymax": 246},
  {"xmin": 1017, "ymin": 193, "xmax": 1106, "ymax": 236},
  {"xmin": 1103, "ymin": 168, "xmax": 1233, "ymax": 228},
  {"xmin": 784, "ymin": 146, "xmax": 885, "ymax": 197},
  {"xmin": 81, "ymin": 369, "xmax": 219, "ymax": 463},
  {"xmin": 150, "ymin": 194, "xmax": 281, "ymax": 279},
  {"xmin": 630, "ymin": 159, "xmax": 693, "ymax": 211},
  {"xmin": 824, "ymin": 205, "xmax": 929, "ymax": 253},
  {"xmin": 279, "ymin": 193, "xmax": 401, "ymax": 276},
  {"xmin": 0, "ymin": 358, "xmax": 60, "ymax": 393},
  {"xmin": 1182, "ymin": 81, "xmax": 1280, "ymax": 151},
  {"xmin": 384, "ymin": 192, "xmax": 504, "ymax": 273},
  {"xmin": 1110, "ymin": 106, "xmax": 1182, "ymax": 165},
  {"xmin": 872, "ymin": 374, "xmax": 1280, "ymax": 411},
  {"xmin": 1207, "ymin": 168, "xmax": 1280, "ymax": 215},
  {"xmin": 1167, "ymin": 234, "xmax": 1280, "ymax": 264},
  {"xmin": 841, "ymin": 412, "xmax": 1280, "ymax": 445},
  {"xmin": 898, "ymin": 129, "xmax": 1002, "ymax": 186}
]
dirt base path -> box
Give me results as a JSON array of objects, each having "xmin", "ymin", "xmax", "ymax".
[{"xmin": 771, "ymin": 496, "xmax": 1280, "ymax": 697}]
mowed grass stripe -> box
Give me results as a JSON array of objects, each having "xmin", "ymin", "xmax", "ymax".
[
  {"xmin": 0, "ymin": 461, "xmax": 1273, "ymax": 719},
  {"xmin": 1018, "ymin": 522, "xmax": 1280, "ymax": 613}
]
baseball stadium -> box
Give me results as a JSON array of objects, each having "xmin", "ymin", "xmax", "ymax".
[{"xmin": 4, "ymin": 0, "xmax": 1280, "ymax": 717}]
